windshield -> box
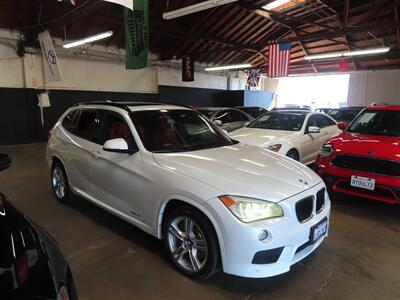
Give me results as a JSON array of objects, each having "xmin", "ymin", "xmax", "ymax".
[
  {"xmin": 248, "ymin": 112, "xmax": 306, "ymax": 131},
  {"xmin": 239, "ymin": 107, "xmax": 267, "ymax": 118},
  {"xmin": 197, "ymin": 109, "xmax": 216, "ymax": 118},
  {"xmin": 328, "ymin": 109, "xmax": 361, "ymax": 122},
  {"xmin": 347, "ymin": 110, "xmax": 400, "ymax": 137},
  {"xmin": 130, "ymin": 110, "xmax": 237, "ymax": 153}
]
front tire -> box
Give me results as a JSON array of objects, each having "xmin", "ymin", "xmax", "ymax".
[
  {"xmin": 163, "ymin": 205, "xmax": 220, "ymax": 279},
  {"xmin": 51, "ymin": 161, "xmax": 72, "ymax": 204}
]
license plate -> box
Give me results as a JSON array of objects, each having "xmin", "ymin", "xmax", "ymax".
[
  {"xmin": 350, "ymin": 175, "xmax": 375, "ymax": 191},
  {"xmin": 310, "ymin": 218, "xmax": 328, "ymax": 244}
]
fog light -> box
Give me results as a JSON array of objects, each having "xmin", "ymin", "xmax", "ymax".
[{"xmin": 258, "ymin": 230, "xmax": 269, "ymax": 241}]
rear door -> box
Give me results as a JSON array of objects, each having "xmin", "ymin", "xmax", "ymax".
[
  {"xmin": 59, "ymin": 109, "xmax": 101, "ymax": 195},
  {"xmin": 90, "ymin": 110, "xmax": 144, "ymax": 218}
]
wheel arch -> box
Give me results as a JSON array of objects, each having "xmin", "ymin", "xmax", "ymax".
[
  {"xmin": 286, "ymin": 148, "xmax": 300, "ymax": 160},
  {"xmin": 50, "ymin": 155, "xmax": 71, "ymax": 182},
  {"xmin": 157, "ymin": 196, "xmax": 228, "ymax": 272}
]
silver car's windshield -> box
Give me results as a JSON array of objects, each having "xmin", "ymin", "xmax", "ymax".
[
  {"xmin": 130, "ymin": 110, "xmax": 237, "ymax": 153},
  {"xmin": 248, "ymin": 112, "xmax": 307, "ymax": 131}
]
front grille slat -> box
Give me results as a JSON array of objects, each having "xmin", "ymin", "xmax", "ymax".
[
  {"xmin": 316, "ymin": 188, "xmax": 325, "ymax": 213},
  {"xmin": 295, "ymin": 196, "xmax": 313, "ymax": 223},
  {"xmin": 332, "ymin": 155, "xmax": 400, "ymax": 177}
]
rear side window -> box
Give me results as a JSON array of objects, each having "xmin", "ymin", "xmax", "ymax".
[
  {"xmin": 214, "ymin": 111, "xmax": 231, "ymax": 124},
  {"xmin": 230, "ymin": 110, "xmax": 249, "ymax": 122},
  {"xmin": 62, "ymin": 110, "xmax": 79, "ymax": 133},
  {"xmin": 75, "ymin": 110, "xmax": 100, "ymax": 144}
]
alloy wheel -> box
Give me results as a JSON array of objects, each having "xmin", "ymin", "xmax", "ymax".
[
  {"xmin": 167, "ymin": 216, "xmax": 208, "ymax": 273},
  {"xmin": 52, "ymin": 166, "xmax": 66, "ymax": 199}
]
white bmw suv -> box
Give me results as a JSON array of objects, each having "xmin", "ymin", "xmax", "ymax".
[{"xmin": 47, "ymin": 102, "xmax": 330, "ymax": 279}]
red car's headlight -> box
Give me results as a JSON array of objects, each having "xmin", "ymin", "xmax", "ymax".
[{"xmin": 319, "ymin": 143, "xmax": 334, "ymax": 157}]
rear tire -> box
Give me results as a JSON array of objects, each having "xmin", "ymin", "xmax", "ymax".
[
  {"xmin": 163, "ymin": 205, "xmax": 220, "ymax": 279},
  {"xmin": 51, "ymin": 161, "xmax": 72, "ymax": 204},
  {"xmin": 286, "ymin": 149, "xmax": 300, "ymax": 161}
]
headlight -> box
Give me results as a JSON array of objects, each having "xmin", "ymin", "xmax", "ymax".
[
  {"xmin": 267, "ymin": 144, "xmax": 282, "ymax": 152},
  {"xmin": 319, "ymin": 143, "xmax": 334, "ymax": 157},
  {"xmin": 218, "ymin": 195, "xmax": 283, "ymax": 223}
]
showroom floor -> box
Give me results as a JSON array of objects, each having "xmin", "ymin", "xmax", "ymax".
[{"xmin": 0, "ymin": 143, "xmax": 399, "ymax": 300}]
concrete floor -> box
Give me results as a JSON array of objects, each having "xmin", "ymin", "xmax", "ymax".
[{"xmin": 0, "ymin": 143, "xmax": 399, "ymax": 300}]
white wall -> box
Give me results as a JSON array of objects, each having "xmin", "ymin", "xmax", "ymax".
[
  {"xmin": 0, "ymin": 29, "xmax": 235, "ymax": 93},
  {"xmin": 0, "ymin": 43, "xmax": 24, "ymax": 88},
  {"xmin": 347, "ymin": 70, "xmax": 400, "ymax": 106},
  {"xmin": 22, "ymin": 53, "xmax": 158, "ymax": 93},
  {"xmin": 158, "ymin": 68, "xmax": 227, "ymax": 90}
]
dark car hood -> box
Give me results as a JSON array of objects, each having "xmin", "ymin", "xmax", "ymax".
[
  {"xmin": 0, "ymin": 194, "xmax": 73, "ymax": 300},
  {"xmin": 329, "ymin": 132, "xmax": 400, "ymax": 160}
]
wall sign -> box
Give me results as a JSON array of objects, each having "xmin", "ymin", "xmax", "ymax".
[{"xmin": 182, "ymin": 55, "xmax": 194, "ymax": 82}]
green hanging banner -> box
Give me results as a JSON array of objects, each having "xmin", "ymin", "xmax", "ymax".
[{"xmin": 124, "ymin": 0, "xmax": 149, "ymax": 69}]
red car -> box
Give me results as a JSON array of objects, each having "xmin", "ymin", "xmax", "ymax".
[{"xmin": 315, "ymin": 105, "xmax": 400, "ymax": 204}]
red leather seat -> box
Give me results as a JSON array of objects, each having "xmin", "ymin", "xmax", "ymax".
[{"xmin": 158, "ymin": 118, "xmax": 178, "ymax": 145}]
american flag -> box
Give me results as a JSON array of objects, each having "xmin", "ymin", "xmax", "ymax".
[{"xmin": 267, "ymin": 41, "xmax": 292, "ymax": 78}]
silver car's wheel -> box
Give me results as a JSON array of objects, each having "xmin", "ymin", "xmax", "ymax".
[
  {"xmin": 52, "ymin": 166, "xmax": 66, "ymax": 199},
  {"xmin": 51, "ymin": 162, "xmax": 72, "ymax": 203},
  {"xmin": 167, "ymin": 216, "xmax": 208, "ymax": 273}
]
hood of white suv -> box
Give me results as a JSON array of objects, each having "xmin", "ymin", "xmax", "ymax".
[
  {"xmin": 153, "ymin": 143, "xmax": 321, "ymax": 203},
  {"xmin": 230, "ymin": 128, "xmax": 299, "ymax": 149}
]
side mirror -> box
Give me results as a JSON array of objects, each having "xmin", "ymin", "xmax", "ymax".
[
  {"xmin": 0, "ymin": 153, "xmax": 11, "ymax": 171},
  {"xmin": 337, "ymin": 121, "xmax": 347, "ymax": 131},
  {"xmin": 308, "ymin": 126, "xmax": 321, "ymax": 134},
  {"xmin": 103, "ymin": 138, "xmax": 136, "ymax": 154},
  {"xmin": 213, "ymin": 120, "xmax": 223, "ymax": 126}
]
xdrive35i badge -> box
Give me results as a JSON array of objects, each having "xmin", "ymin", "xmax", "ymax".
[{"xmin": 299, "ymin": 179, "xmax": 308, "ymax": 185}]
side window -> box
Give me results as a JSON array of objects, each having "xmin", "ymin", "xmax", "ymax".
[
  {"xmin": 308, "ymin": 115, "xmax": 334, "ymax": 129},
  {"xmin": 230, "ymin": 110, "xmax": 249, "ymax": 122},
  {"xmin": 214, "ymin": 110, "xmax": 231, "ymax": 124},
  {"xmin": 307, "ymin": 115, "xmax": 320, "ymax": 129},
  {"xmin": 62, "ymin": 110, "xmax": 79, "ymax": 133},
  {"xmin": 321, "ymin": 115, "xmax": 336, "ymax": 127},
  {"xmin": 75, "ymin": 110, "xmax": 101, "ymax": 144},
  {"xmin": 102, "ymin": 113, "xmax": 137, "ymax": 150}
]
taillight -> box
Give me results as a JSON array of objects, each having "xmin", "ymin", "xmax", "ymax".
[
  {"xmin": 15, "ymin": 253, "xmax": 29, "ymax": 286},
  {"xmin": 48, "ymin": 130, "xmax": 53, "ymax": 140},
  {"xmin": 57, "ymin": 286, "xmax": 70, "ymax": 300}
]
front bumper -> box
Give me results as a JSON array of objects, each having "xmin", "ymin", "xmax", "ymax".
[
  {"xmin": 204, "ymin": 182, "xmax": 330, "ymax": 278},
  {"xmin": 315, "ymin": 156, "xmax": 400, "ymax": 204}
]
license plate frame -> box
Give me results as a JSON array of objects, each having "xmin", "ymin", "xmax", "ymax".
[
  {"xmin": 309, "ymin": 217, "xmax": 328, "ymax": 244},
  {"xmin": 350, "ymin": 175, "xmax": 375, "ymax": 191}
]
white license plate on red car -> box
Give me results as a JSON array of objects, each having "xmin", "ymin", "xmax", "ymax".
[{"xmin": 350, "ymin": 175, "xmax": 375, "ymax": 191}]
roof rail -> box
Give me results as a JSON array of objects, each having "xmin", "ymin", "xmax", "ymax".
[{"xmin": 74, "ymin": 100, "xmax": 130, "ymax": 112}]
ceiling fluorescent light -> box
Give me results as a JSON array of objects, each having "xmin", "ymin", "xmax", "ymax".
[
  {"xmin": 305, "ymin": 47, "xmax": 390, "ymax": 60},
  {"xmin": 163, "ymin": 0, "xmax": 239, "ymax": 20},
  {"xmin": 304, "ymin": 52, "xmax": 342, "ymax": 60},
  {"xmin": 205, "ymin": 64, "xmax": 251, "ymax": 71},
  {"xmin": 342, "ymin": 47, "xmax": 390, "ymax": 56},
  {"xmin": 263, "ymin": 0, "xmax": 291, "ymax": 10},
  {"xmin": 63, "ymin": 31, "xmax": 113, "ymax": 49}
]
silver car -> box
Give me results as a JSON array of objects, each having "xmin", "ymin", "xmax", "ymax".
[{"xmin": 197, "ymin": 107, "xmax": 253, "ymax": 133}]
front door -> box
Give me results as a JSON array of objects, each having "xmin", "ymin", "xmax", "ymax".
[{"xmin": 90, "ymin": 111, "xmax": 144, "ymax": 218}]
